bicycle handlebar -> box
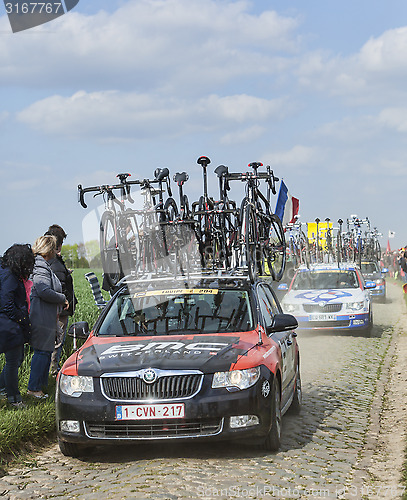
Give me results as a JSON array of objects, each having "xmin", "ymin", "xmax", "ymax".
[{"xmin": 78, "ymin": 179, "xmax": 143, "ymax": 209}]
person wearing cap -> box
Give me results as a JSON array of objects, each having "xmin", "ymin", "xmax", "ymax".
[{"xmin": 44, "ymin": 225, "xmax": 77, "ymax": 376}]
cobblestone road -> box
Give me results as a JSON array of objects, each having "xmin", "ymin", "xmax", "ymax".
[{"xmin": 0, "ymin": 281, "xmax": 405, "ymax": 500}]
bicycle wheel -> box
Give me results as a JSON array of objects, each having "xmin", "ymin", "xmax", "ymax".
[
  {"xmin": 375, "ymin": 240, "xmax": 381, "ymax": 261},
  {"xmin": 299, "ymin": 231, "xmax": 310, "ymax": 268},
  {"xmin": 288, "ymin": 239, "xmax": 299, "ymax": 269},
  {"xmin": 161, "ymin": 198, "xmax": 179, "ymax": 263},
  {"xmin": 163, "ymin": 197, "xmax": 179, "ymax": 222},
  {"xmin": 356, "ymin": 237, "xmax": 362, "ymax": 269},
  {"xmin": 336, "ymin": 233, "xmax": 342, "ymax": 263},
  {"xmin": 194, "ymin": 196, "xmax": 215, "ymax": 268},
  {"xmin": 263, "ymin": 214, "xmax": 286, "ymax": 281},
  {"xmin": 118, "ymin": 211, "xmax": 141, "ymax": 276},
  {"xmin": 100, "ymin": 212, "xmax": 123, "ymax": 289},
  {"xmin": 243, "ymin": 204, "xmax": 258, "ymax": 282}
]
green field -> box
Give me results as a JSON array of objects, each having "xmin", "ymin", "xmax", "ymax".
[{"xmin": 0, "ymin": 268, "xmax": 109, "ymax": 471}]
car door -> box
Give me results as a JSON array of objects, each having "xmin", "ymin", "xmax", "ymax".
[
  {"xmin": 257, "ymin": 284, "xmax": 295, "ymax": 408},
  {"xmin": 259, "ymin": 283, "xmax": 296, "ymax": 406}
]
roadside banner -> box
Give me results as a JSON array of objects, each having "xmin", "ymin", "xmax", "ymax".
[{"xmin": 275, "ymin": 180, "xmax": 299, "ymax": 226}]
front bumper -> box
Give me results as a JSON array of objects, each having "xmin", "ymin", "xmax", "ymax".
[
  {"xmin": 56, "ymin": 369, "xmax": 275, "ymax": 445},
  {"xmin": 369, "ymin": 284, "xmax": 386, "ymax": 298}
]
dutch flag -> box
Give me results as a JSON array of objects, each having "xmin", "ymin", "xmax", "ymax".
[{"xmin": 275, "ymin": 180, "xmax": 299, "ymax": 226}]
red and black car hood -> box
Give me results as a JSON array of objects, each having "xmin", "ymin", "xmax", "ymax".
[{"xmin": 73, "ymin": 333, "xmax": 260, "ymax": 377}]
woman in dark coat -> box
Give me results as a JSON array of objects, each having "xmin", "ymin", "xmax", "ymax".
[
  {"xmin": 27, "ymin": 235, "xmax": 67, "ymax": 398},
  {"xmin": 0, "ymin": 244, "xmax": 35, "ymax": 407}
]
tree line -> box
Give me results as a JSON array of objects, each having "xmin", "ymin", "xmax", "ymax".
[{"xmin": 61, "ymin": 240, "xmax": 101, "ymax": 269}]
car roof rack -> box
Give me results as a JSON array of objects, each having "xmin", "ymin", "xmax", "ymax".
[{"xmin": 117, "ymin": 268, "xmax": 255, "ymax": 287}]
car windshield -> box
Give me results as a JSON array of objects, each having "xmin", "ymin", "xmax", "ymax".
[
  {"xmin": 97, "ymin": 288, "xmax": 254, "ymax": 336},
  {"xmin": 292, "ymin": 270, "xmax": 359, "ymax": 290},
  {"xmin": 361, "ymin": 263, "xmax": 379, "ymax": 274}
]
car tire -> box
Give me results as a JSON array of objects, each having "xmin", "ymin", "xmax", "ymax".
[
  {"xmin": 288, "ymin": 364, "xmax": 302, "ymax": 414},
  {"xmin": 58, "ymin": 439, "xmax": 87, "ymax": 458},
  {"xmin": 364, "ymin": 307, "xmax": 373, "ymax": 334},
  {"xmin": 263, "ymin": 377, "xmax": 281, "ymax": 451}
]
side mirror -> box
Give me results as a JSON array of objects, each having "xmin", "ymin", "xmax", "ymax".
[
  {"xmin": 267, "ymin": 313, "xmax": 298, "ymax": 334},
  {"xmin": 277, "ymin": 283, "xmax": 288, "ymax": 290},
  {"xmin": 364, "ymin": 281, "xmax": 376, "ymax": 289},
  {"xmin": 68, "ymin": 321, "xmax": 90, "ymax": 339},
  {"xmin": 381, "ymin": 268, "xmax": 389, "ymax": 274}
]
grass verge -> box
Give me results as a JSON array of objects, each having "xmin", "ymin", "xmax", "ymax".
[{"xmin": 0, "ymin": 268, "xmax": 107, "ymax": 474}]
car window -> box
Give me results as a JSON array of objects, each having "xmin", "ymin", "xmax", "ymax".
[
  {"xmin": 292, "ymin": 270, "xmax": 359, "ymax": 290},
  {"xmin": 361, "ymin": 263, "xmax": 378, "ymax": 273},
  {"xmin": 97, "ymin": 288, "xmax": 254, "ymax": 336},
  {"xmin": 257, "ymin": 285, "xmax": 278, "ymax": 327}
]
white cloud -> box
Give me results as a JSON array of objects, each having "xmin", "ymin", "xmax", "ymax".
[
  {"xmin": 297, "ymin": 26, "xmax": 407, "ymax": 105},
  {"xmin": 17, "ymin": 90, "xmax": 290, "ymax": 140},
  {"xmin": 264, "ymin": 144, "xmax": 320, "ymax": 168},
  {"xmin": 378, "ymin": 107, "xmax": 407, "ymax": 133},
  {"xmin": 220, "ymin": 125, "xmax": 265, "ymax": 145},
  {"xmin": 0, "ymin": 0, "xmax": 300, "ymax": 94}
]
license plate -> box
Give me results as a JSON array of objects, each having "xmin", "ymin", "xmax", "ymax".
[
  {"xmin": 309, "ymin": 313, "xmax": 337, "ymax": 321},
  {"xmin": 116, "ymin": 403, "xmax": 185, "ymax": 420}
]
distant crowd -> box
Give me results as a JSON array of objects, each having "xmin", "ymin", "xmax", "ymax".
[
  {"xmin": 381, "ymin": 248, "xmax": 407, "ymax": 283},
  {"xmin": 0, "ymin": 225, "xmax": 77, "ymax": 408}
]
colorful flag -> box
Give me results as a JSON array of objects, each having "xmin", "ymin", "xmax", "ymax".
[{"xmin": 275, "ymin": 180, "xmax": 299, "ymax": 226}]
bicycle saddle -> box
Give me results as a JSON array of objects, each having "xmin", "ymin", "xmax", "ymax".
[
  {"xmin": 248, "ymin": 162, "xmax": 263, "ymax": 170},
  {"xmin": 173, "ymin": 172, "xmax": 189, "ymax": 184},
  {"xmin": 214, "ymin": 165, "xmax": 228, "ymax": 177},
  {"xmin": 197, "ymin": 156, "xmax": 211, "ymax": 167},
  {"xmin": 116, "ymin": 173, "xmax": 131, "ymax": 183},
  {"xmin": 154, "ymin": 168, "xmax": 170, "ymax": 181}
]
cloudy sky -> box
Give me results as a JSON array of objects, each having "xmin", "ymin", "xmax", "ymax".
[{"xmin": 1, "ymin": 0, "xmax": 406, "ymax": 254}]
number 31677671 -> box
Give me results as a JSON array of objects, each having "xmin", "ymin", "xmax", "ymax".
[{"xmin": 5, "ymin": 3, "xmax": 63, "ymax": 14}]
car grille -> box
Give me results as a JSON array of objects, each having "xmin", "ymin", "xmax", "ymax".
[
  {"xmin": 303, "ymin": 303, "xmax": 342, "ymax": 313},
  {"xmin": 101, "ymin": 374, "xmax": 203, "ymax": 401},
  {"xmin": 84, "ymin": 418, "xmax": 223, "ymax": 440}
]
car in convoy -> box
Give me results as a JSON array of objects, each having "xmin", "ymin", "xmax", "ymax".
[
  {"xmin": 281, "ymin": 263, "xmax": 376, "ymax": 331},
  {"xmin": 360, "ymin": 260, "xmax": 386, "ymax": 302},
  {"xmin": 56, "ymin": 273, "xmax": 300, "ymax": 457}
]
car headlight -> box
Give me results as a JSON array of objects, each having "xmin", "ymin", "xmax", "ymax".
[
  {"xmin": 347, "ymin": 301, "xmax": 365, "ymax": 311},
  {"xmin": 375, "ymin": 279, "xmax": 384, "ymax": 285},
  {"xmin": 283, "ymin": 303, "xmax": 300, "ymax": 314},
  {"xmin": 212, "ymin": 367, "xmax": 260, "ymax": 390},
  {"xmin": 59, "ymin": 374, "xmax": 94, "ymax": 397}
]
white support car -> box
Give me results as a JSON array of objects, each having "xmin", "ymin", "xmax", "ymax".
[{"xmin": 280, "ymin": 263, "xmax": 375, "ymax": 331}]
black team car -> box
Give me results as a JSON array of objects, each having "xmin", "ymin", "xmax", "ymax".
[
  {"xmin": 360, "ymin": 260, "xmax": 387, "ymax": 302},
  {"xmin": 56, "ymin": 274, "xmax": 300, "ymax": 457}
]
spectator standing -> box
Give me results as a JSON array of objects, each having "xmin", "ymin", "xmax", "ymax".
[
  {"xmin": 27, "ymin": 236, "xmax": 68, "ymax": 399},
  {"xmin": 45, "ymin": 225, "xmax": 77, "ymax": 376},
  {"xmin": 0, "ymin": 244, "xmax": 34, "ymax": 408}
]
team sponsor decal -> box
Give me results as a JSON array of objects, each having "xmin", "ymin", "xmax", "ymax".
[
  {"xmin": 262, "ymin": 346, "xmax": 276, "ymax": 359},
  {"xmin": 261, "ymin": 380, "xmax": 270, "ymax": 398},
  {"xmin": 99, "ymin": 340, "xmax": 230, "ymax": 359},
  {"xmin": 294, "ymin": 290, "xmax": 353, "ymax": 303},
  {"xmin": 133, "ymin": 288, "xmax": 218, "ymax": 298}
]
